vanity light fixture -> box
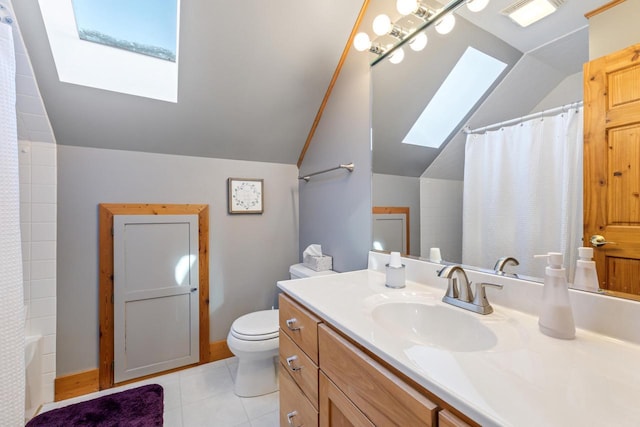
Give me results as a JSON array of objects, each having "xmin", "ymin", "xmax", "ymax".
[
  {"xmin": 435, "ymin": 13, "xmax": 456, "ymax": 35},
  {"xmin": 354, "ymin": 0, "xmax": 488, "ymax": 65},
  {"xmin": 501, "ymin": 0, "xmax": 564, "ymax": 28}
]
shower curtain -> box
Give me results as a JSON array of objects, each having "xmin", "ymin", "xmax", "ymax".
[
  {"xmin": 0, "ymin": 21, "xmax": 25, "ymax": 426},
  {"xmin": 462, "ymin": 106, "xmax": 583, "ymax": 281}
]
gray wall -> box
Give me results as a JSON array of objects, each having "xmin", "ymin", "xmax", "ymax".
[
  {"xmin": 57, "ymin": 145, "xmax": 299, "ymax": 375},
  {"xmin": 588, "ymin": 1, "xmax": 640, "ymax": 59},
  {"xmin": 372, "ymin": 173, "xmax": 420, "ymax": 257},
  {"xmin": 298, "ymin": 47, "xmax": 372, "ymax": 273}
]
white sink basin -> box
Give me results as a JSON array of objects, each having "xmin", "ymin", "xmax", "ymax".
[{"xmin": 371, "ymin": 302, "xmax": 498, "ymax": 352}]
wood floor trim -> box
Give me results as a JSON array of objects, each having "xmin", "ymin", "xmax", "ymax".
[
  {"xmin": 54, "ymin": 369, "xmax": 99, "ymax": 402},
  {"xmin": 55, "ymin": 340, "xmax": 232, "ymax": 401},
  {"xmin": 210, "ymin": 339, "xmax": 234, "ymax": 361}
]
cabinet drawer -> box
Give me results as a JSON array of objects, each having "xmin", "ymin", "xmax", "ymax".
[
  {"xmin": 280, "ymin": 363, "xmax": 318, "ymax": 427},
  {"xmin": 280, "ymin": 329, "xmax": 319, "ymax": 408},
  {"xmin": 318, "ymin": 324, "xmax": 438, "ymax": 426},
  {"xmin": 279, "ymin": 294, "xmax": 321, "ymax": 364}
]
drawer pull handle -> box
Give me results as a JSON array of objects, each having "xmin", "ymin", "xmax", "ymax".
[
  {"xmin": 287, "ymin": 410, "xmax": 299, "ymax": 426},
  {"xmin": 286, "ymin": 355, "xmax": 303, "ymax": 372},
  {"xmin": 286, "ymin": 318, "xmax": 301, "ymax": 331}
]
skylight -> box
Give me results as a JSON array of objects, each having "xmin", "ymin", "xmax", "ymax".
[
  {"xmin": 72, "ymin": 0, "xmax": 177, "ymax": 62},
  {"xmin": 38, "ymin": 0, "xmax": 180, "ymax": 102},
  {"xmin": 402, "ymin": 47, "xmax": 507, "ymax": 149}
]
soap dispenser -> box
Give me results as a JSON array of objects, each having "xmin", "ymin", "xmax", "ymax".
[
  {"xmin": 535, "ymin": 252, "xmax": 576, "ymax": 340},
  {"xmin": 573, "ymin": 247, "xmax": 599, "ymax": 292}
]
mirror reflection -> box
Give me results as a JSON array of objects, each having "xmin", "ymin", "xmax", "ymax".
[{"xmin": 370, "ymin": 0, "xmax": 606, "ymax": 289}]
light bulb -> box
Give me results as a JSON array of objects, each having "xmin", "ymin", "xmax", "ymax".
[
  {"xmin": 409, "ymin": 32, "xmax": 428, "ymax": 51},
  {"xmin": 467, "ymin": 0, "xmax": 489, "ymax": 12},
  {"xmin": 435, "ymin": 13, "xmax": 455, "ymax": 35},
  {"xmin": 396, "ymin": 0, "xmax": 418, "ymax": 15},
  {"xmin": 372, "ymin": 14, "xmax": 392, "ymax": 36},
  {"xmin": 389, "ymin": 47, "xmax": 405, "ymax": 64},
  {"xmin": 353, "ymin": 32, "xmax": 372, "ymax": 52}
]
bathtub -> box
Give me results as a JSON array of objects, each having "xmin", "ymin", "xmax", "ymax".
[{"xmin": 25, "ymin": 335, "xmax": 42, "ymax": 421}]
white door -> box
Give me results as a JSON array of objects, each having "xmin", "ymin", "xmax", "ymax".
[
  {"xmin": 113, "ymin": 214, "xmax": 199, "ymax": 383},
  {"xmin": 373, "ymin": 213, "xmax": 408, "ymax": 254}
]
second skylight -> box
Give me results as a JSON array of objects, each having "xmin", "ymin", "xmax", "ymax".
[{"xmin": 402, "ymin": 46, "xmax": 507, "ymax": 149}]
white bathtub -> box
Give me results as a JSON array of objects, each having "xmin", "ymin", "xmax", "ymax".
[{"xmin": 25, "ymin": 335, "xmax": 42, "ymax": 421}]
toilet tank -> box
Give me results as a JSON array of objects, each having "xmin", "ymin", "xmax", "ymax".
[{"xmin": 289, "ymin": 263, "xmax": 337, "ymax": 279}]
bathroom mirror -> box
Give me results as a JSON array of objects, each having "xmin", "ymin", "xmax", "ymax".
[{"xmin": 371, "ymin": 1, "xmax": 605, "ymax": 289}]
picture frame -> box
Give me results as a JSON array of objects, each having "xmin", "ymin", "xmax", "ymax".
[{"xmin": 228, "ymin": 178, "xmax": 264, "ymax": 214}]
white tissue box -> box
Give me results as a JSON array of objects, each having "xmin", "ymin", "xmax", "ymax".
[{"xmin": 303, "ymin": 254, "xmax": 333, "ymax": 271}]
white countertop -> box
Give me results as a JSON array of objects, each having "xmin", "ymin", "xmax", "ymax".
[{"xmin": 277, "ymin": 269, "xmax": 640, "ymax": 427}]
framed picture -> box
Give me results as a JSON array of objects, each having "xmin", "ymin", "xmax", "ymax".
[{"xmin": 228, "ymin": 178, "xmax": 264, "ymax": 214}]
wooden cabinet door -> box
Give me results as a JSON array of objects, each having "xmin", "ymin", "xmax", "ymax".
[
  {"xmin": 439, "ymin": 409, "xmax": 471, "ymax": 427},
  {"xmin": 584, "ymin": 43, "xmax": 640, "ymax": 296},
  {"xmin": 319, "ymin": 372, "xmax": 374, "ymax": 427},
  {"xmin": 318, "ymin": 325, "xmax": 437, "ymax": 426}
]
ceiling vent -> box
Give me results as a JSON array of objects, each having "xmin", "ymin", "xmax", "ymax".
[{"xmin": 501, "ymin": 0, "xmax": 565, "ymax": 27}]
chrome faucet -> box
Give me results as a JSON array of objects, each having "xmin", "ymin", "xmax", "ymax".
[
  {"xmin": 494, "ymin": 256, "xmax": 519, "ymax": 276},
  {"xmin": 437, "ymin": 265, "xmax": 503, "ymax": 315}
]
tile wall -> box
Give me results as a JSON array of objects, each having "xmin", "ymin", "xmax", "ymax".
[
  {"xmin": 19, "ymin": 141, "xmax": 56, "ymax": 403},
  {"xmin": 10, "ymin": 0, "xmax": 58, "ymax": 405}
]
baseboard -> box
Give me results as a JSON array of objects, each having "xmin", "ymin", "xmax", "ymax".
[
  {"xmin": 55, "ymin": 341, "xmax": 232, "ymax": 401},
  {"xmin": 210, "ymin": 339, "xmax": 234, "ymax": 361},
  {"xmin": 54, "ymin": 369, "xmax": 99, "ymax": 402}
]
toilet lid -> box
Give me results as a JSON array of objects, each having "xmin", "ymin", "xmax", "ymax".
[{"xmin": 231, "ymin": 310, "xmax": 279, "ymax": 341}]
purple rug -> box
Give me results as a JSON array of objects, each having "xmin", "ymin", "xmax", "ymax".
[{"xmin": 26, "ymin": 384, "xmax": 163, "ymax": 427}]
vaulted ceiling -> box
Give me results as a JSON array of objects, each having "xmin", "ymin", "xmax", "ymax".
[
  {"xmin": 371, "ymin": 0, "xmax": 608, "ymax": 178},
  {"xmin": 12, "ymin": 0, "xmax": 363, "ymax": 164},
  {"xmin": 12, "ymin": 0, "xmax": 609, "ymax": 171}
]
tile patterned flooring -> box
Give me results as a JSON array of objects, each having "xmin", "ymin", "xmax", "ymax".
[{"xmin": 39, "ymin": 357, "xmax": 279, "ymax": 427}]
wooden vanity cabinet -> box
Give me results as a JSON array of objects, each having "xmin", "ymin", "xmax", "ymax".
[
  {"xmin": 318, "ymin": 324, "xmax": 438, "ymax": 426},
  {"xmin": 279, "ymin": 294, "xmax": 474, "ymax": 427}
]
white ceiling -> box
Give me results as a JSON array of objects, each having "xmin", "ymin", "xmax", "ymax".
[{"xmin": 457, "ymin": 0, "xmax": 607, "ymax": 53}]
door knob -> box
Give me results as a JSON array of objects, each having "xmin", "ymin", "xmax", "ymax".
[{"xmin": 590, "ymin": 235, "xmax": 616, "ymax": 247}]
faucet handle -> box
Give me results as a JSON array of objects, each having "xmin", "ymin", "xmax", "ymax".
[{"xmin": 473, "ymin": 282, "xmax": 503, "ymax": 313}]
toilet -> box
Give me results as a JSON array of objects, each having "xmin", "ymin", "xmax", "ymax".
[{"xmin": 227, "ymin": 263, "xmax": 336, "ymax": 397}]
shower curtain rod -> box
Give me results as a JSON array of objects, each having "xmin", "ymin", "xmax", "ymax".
[{"xmin": 463, "ymin": 101, "xmax": 583, "ymax": 135}]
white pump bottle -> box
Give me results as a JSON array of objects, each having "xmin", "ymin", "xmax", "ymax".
[
  {"xmin": 535, "ymin": 252, "xmax": 576, "ymax": 340},
  {"xmin": 573, "ymin": 247, "xmax": 599, "ymax": 292}
]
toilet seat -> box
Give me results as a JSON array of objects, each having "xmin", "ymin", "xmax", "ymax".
[{"xmin": 230, "ymin": 309, "xmax": 279, "ymax": 341}]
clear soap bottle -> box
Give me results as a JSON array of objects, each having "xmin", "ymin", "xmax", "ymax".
[
  {"xmin": 535, "ymin": 252, "xmax": 576, "ymax": 340},
  {"xmin": 573, "ymin": 247, "xmax": 599, "ymax": 292}
]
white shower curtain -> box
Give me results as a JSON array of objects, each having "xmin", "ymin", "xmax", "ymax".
[
  {"xmin": 0, "ymin": 21, "xmax": 25, "ymax": 427},
  {"xmin": 462, "ymin": 106, "xmax": 583, "ymax": 281}
]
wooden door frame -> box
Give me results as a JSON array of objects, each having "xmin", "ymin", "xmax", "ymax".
[
  {"xmin": 372, "ymin": 206, "xmax": 410, "ymax": 255},
  {"xmin": 98, "ymin": 203, "xmax": 210, "ymax": 390}
]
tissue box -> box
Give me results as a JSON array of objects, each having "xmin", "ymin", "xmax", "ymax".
[{"xmin": 303, "ymin": 254, "xmax": 333, "ymax": 271}]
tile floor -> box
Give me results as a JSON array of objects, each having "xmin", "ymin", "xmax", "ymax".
[{"xmin": 39, "ymin": 357, "xmax": 279, "ymax": 427}]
